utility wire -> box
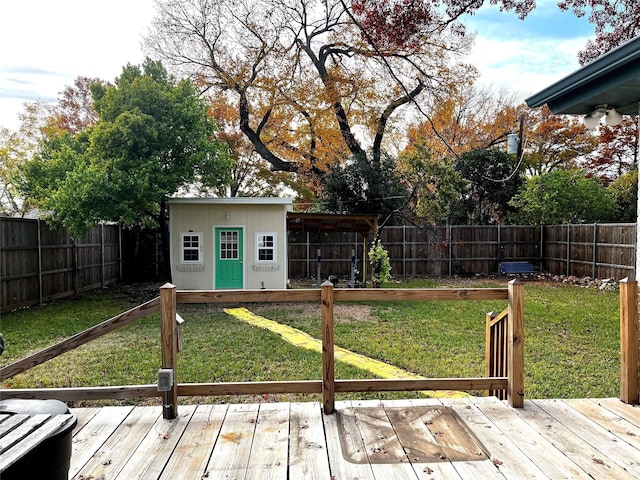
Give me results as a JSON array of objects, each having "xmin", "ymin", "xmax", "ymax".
[{"xmin": 340, "ymin": 1, "xmax": 526, "ymax": 184}]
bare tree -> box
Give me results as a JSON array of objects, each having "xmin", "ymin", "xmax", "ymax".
[{"xmin": 146, "ymin": 0, "xmax": 475, "ymax": 183}]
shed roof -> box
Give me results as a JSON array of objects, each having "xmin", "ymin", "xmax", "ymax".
[
  {"xmin": 525, "ymin": 35, "xmax": 640, "ymax": 115},
  {"xmin": 167, "ymin": 197, "xmax": 293, "ymax": 206}
]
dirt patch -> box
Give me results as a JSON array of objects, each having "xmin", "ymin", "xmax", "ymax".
[
  {"xmin": 97, "ymin": 281, "xmax": 166, "ymax": 305},
  {"xmin": 253, "ymin": 302, "xmax": 373, "ymax": 323}
]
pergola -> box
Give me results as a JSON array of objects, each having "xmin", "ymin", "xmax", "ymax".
[
  {"xmin": 286, "ymin": 212, "xmax": 379, "ymax": 283},
  {"xmin": 525, "ymin": 34, "xmax": 640, "ymax": 404}
]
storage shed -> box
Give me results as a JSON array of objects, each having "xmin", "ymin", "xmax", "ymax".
[{"xmin": 167, "ymin": 197, "xmax": 293, "ymax": 290}]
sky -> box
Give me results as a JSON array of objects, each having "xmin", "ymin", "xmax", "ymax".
[{"xmin": 0, "ymin": 0, "xmax": 594, "ymax": 131}]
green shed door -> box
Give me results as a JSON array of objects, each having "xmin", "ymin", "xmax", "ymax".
[{"xmin": 215, "ymin": 227, "xmax": 243, "ymax": 289}]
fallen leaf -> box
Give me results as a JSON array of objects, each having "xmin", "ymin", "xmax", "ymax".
[{"xmin": 221, "ymin": 432, "xmax": 242, "ymax": 444}]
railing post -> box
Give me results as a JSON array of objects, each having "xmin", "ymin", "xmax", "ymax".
[
  {"xmin": 620, "ymin": 278, "xmax": 639, "ymax": 404},
  {"xmin": 485, "ymin": 311, "xmax": 497, "ymax": 397},
  {"xmin": 160, "ymin": 283, "xmax": 178, "ymax": 419},
  {"xmin": 507, "ymin": 279, "xmax": 525, "ymax": 407},
  {"xmin": 321, "ymin": 280, "xmax": 335, "ymax": 414}
]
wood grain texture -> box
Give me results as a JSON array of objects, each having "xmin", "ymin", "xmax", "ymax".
[{"xmin": 66, "ymin": 397, "xmax": 640, "ymax": 480}]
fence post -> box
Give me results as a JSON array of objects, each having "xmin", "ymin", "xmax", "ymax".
[
  {"xmin": 539, "ymin": 225, "xmax": 544, "ymax": 272},
  {"xmin": 37, "ymin": 219, "xmax": 43, "ymax": 306},
  {"xmin": 507, "ymin": 279, "xmax": 525, "ymax": 407},
  {"xmin": 118, "ymin": 224, "xmax": 123, "ymax": 280},
  {"xmin": 620, "ymin": 278, "xmax": 639, "ymax": 404},
  {"xmin": 73, "ymin": 236, "xmax": 79, "ymax": 296},
  {"xmin": 321, "ymin": 280, "xmax": 335, "ymax": 414},
  {"xmin": 101, "ymin": 223, "xmax": 106, "ymax": 288},
  {"xmin": 160, "ymin": 283, "xmax": 178, "ymax": 419},
  {"xmin": 566, "ymin": 224, "xmax": 571, "ymax": 276},
  {"xmin": 592, "ymin": 224, "xmax": 597, "ymax": 279},
  {"xmin": 448, "ymin": 224, "xmax": 452, "ymax": 277}
]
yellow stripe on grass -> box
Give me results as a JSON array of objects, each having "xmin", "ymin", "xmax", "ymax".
[{"xmin": 224, "ymin": 307, "xmax": 469, "ymax": 398}]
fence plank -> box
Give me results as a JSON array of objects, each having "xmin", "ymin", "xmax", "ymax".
[
  {"xmin": 1, "ymin": 218, "xmax": 121, "ymax": 312},
  {"xmin": 288, "ymin": 223, "xmax": 636, "ymax": 281}
]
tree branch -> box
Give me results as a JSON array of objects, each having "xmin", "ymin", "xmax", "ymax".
[
  {"xmin": 373, "ymin": 82, "xmax": 425, "ymax": 163},
  {"xmin": 238, "ymin": 89, "xmax": 294, "ymax": 172}
]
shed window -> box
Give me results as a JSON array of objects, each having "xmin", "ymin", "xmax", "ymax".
[
  {"xmin": 256, "ymin": 233, "xmax": 276, "ymax": 262},
  {"xmin": 181, "ymin": 232, "xmax": 202, "ymax": 263}
]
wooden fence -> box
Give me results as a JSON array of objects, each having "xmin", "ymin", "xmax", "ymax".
[
  {"xmin": 288, "ymin": 223, "xmax": 637, "ymax": 281},
  {"xmin": 0, "ymin": 217, "xmax": 121, "ymax": 313},
  {"xmin": 0, "ymin": 281, "xmax": 523, "ymax": 413}
]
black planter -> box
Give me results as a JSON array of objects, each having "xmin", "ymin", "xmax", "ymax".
[{"xmin": 0, "ymin": 399, "xmax": 77, "ymax": 480}]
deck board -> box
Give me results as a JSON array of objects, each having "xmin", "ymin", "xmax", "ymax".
[
  {"xmin": 70, "ymin": 405, "xmax": 134, "ymax": 479},
  {"xmin": 522, "ymin": 400, "xmax": 637, "ymax": 479},
  {"xmin": 159, "ymin": 404, "xmax": 228, "ymax": 480},
  {"xmin": 289, "ymin": 402, "xmax": 332, "ymax": 479},
  {"xmin": 205, "ymin": 403, "xmax": 259, "ymax": 478},
  {"xmin": 67, "ymin": 397, "xmax": 640, "ymax": 480},
  {"xmin": 115, "ymin": 404, "xmax": 197, "ymax": 480},
  {"xmin": 245, "ymin": 402, "xmax": 290, "ymax": 480},
  {"xmin": 76, "ymin": 406, "xmax": 160, "ymax": 480},
  {"xmin": 536, "ymin": 399, "xmax": 640, "ymax": 477}
]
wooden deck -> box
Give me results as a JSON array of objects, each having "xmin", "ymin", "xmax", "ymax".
[{"xmin": 67, "ymin": 396, "xmax": 640, "ymax": 479}]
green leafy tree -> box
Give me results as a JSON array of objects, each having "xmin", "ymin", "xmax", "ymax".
[
  {"xmin": 18, "ymin": 59, "xmax": 231, "ymax": 275},
  {"xmin": 397, "ymin": 142, "xmax": 464, "ymax": 225},
  {"xmin": 509, "ymin": 169, "xmax": 615, "ymax": 225},
  {"xmin": 321, "ymin": 154, "xmax": 408, "ymax": 222},
  {"xmin": 607, "ymin": 170, "xmax": 637, "ymax": 223},
  {"xmin": 454, "ymin": 148, "xmax": 523, "ymax": 224}
]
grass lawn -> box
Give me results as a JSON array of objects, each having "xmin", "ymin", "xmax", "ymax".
[{"xmin": 0, "ymin": 278, "xmax": 620, "ymax": 405}]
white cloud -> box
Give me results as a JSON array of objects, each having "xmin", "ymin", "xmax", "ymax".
[
  {"xmin": 0, "ymin": 0, "xmax": 155, "ymax": 129},
  {"xmin": 0, "ymin": 0, "xmax": 595, "ymax": 129},
  {"xmin": 468, "ymin": 35, "xmax": 592, "ymax": 98}
]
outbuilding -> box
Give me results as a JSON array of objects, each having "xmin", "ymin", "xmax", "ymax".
[{"xmin": 167, "ymin": 197, "xmax": 293, "ymax": 290}]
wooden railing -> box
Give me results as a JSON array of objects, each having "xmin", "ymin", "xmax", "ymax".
[
  {"xmin": 158, "ymin": 280, "xmax": 525, "ymax": 418},
  {"xmin": 1, "ymin": 281, "xmax": 527, "ymax": 416},
  {"xmin": 486, "ymin": 308, "xmax": 509, "ymax": 400},
  {"xmin": 620, "ymin": 278, "xmax": 639, "ymax": 404}
]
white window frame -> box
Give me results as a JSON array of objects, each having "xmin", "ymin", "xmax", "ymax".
[
  {"xmin": 180, "ymin": 232, "xmax": 203, "ymax": 264},
  {"xmin": 255, "ymin": 232, "xmax": 277, "ymax": 263}
]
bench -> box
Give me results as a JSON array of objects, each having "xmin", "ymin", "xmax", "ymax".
[{"xmin": 500, "ymin": 261, "xmax": 535, "ymax": 275}]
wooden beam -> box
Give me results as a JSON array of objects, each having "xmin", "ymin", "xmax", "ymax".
[
  {"xmin": 322, "ymin": 281, "xmax": 335, "ymax": 414},
  {"xmin": 177, "ymin": 381, "xmax": 322, "ymax": 396},
  {"xmin": 333, "ymin": 288, "xmax": 508, "ymax": 302},
  {"xmin": 0, "ymin": 297, "xmax": 160, "ymax": 381},
  {"xmin": 620, "ymin": 278, "xmax": 639, "ymax": 404},
  {"xmin": 176, "ymin": 289, "xmax": 321, "ymax": 304},
  {"xmin": 0, "ymin": 385, "xmax": 158, "ymax": 401},
  {"xmin": 507, "ymin": 279, "xmax": 525, "ymax": 408},
  {"xmin": 334, "ymin": 377, "xmax": 507, "ymax": 392},
  {"xmin": 161, "ymin": 283, "xmax": 178, "ymax": 419}
]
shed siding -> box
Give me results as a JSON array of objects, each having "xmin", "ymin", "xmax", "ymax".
[{"xmin": 169, "ymin": 201, "xmax": 289, "ymax": 290}]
